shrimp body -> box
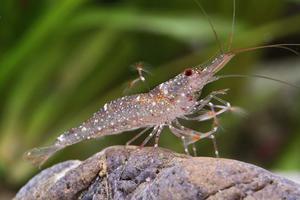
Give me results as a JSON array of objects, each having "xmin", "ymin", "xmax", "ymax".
[
  {"xmin": 24, "ymin": 53, "xmax": 235, "ymax": 167},
  {"xmin": 55, "ymin": 71, "xmax": 208, "ymax": 145}
]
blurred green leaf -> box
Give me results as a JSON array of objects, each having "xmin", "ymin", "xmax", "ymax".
[
  {"xmin": 0, "ymin": 0, "xmax": 86, "ymax": 90},
  {"xmin": 68, "ymin": 8, "xmax": 233, "ymax": 42}
]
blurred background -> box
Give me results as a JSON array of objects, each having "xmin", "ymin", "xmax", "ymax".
[{"xmin": 1, "ymin": 0, "xmax": 300, "ymax": 197}]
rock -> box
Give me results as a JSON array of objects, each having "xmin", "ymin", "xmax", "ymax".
[{"xmin": 15, "ymin": 146, "xmax": 300, "ymax": 200}]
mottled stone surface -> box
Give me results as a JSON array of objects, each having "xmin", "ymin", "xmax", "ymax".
[{"xmin": 15, "ymin": 146, "xmax": 300, "ymax": 200}]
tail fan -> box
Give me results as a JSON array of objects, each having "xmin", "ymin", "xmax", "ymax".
[{"xmin": 23, "ymin": 145, "xmax": 62, "ymax": 168}]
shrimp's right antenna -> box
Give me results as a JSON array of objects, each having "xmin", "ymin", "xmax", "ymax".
[
  {"xmin": 193, "ymin": 0, "xmax": 224, "ymax": 54},
  {"xmin": 232, "ymin": 44, "xmax": 300, "ymax": 55},
  {"xmin": 217, "ymin": 74, "xmax": 300, "ymax": 89},
  {"xmin": 228, "ymin": 0, "xmax": 236, "ymax": 51}
]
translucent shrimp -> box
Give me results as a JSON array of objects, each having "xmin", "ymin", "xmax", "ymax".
[
  {"xmin": 24, "ymin": 53, "xmax": 236, "ymax": 167},
  {"xmin": 24, "ymin": 0, "xmax": 300, "ymax": 167}
]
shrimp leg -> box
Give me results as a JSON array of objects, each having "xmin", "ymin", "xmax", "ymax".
[
  {"xmin": 169, "ymin": 121, "xmax": 218, "ymax": 155},
  {"xmin": 154, "ymin": 125, "xmax": 164, "ymax": 148},
  {"xmin": 140, "ymin": 125, "xmax": 163, "ymax": 147},
  {"xmin": 191, "ymin": 89, "xmax": 229, "ymax": 113},
  {"xmin": 207, "ymin": 102, "xmax": 220, "ymax": 158},
  {"xmin": 187, "ymin": 99, "xmax": 241, "ymax": 157},
  {"xmin": 192, "ymin": 143, "xmax": 197, "ymax": 156},
  {"xmin": 126, "ymin": 127, "xmax": 152, "ymax": 146},
  {"xmin": 187, "ymin": 100, "xmax": 232, "ymax": 157},
  {"xmin": 183, "ymin": 97, "xmax": 232, "ymax": 122},
  {"xmin": 168, "ymin": 125, "xmax": 190, "ymax": 155},
  {"xmin": 204, "ymin": 101, "xmax": 246, "ymax": 157}
]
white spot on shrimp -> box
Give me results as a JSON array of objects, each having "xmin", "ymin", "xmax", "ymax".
[
  {"xmin": 163, "ymin": 88, "xmax": 168, "ymax": 95},
  {"xmin": 81, "ymin": 127, "xmax": 87, "ymax": 132},
  {"xmin": 104, "ymin": 103, "xmax": 108, "ymax": 111},
  {"xmin": 57, "ymin": 135, "xmax": 65, "ymax": 142}
]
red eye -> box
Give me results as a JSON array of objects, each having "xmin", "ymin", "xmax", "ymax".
[{"xmin": 184, "ymin": 69, "xmax": 193, "ymax": 76}]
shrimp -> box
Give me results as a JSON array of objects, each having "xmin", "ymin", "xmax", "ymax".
[
  {"xmin": 24, "ymin": 0, "xmax": 300, "ymax": 167},
  {"xmin": 25, "ymin": 52, "xmax": 235, "ymax": 167}
]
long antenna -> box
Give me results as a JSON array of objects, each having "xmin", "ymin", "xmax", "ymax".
[
  {"xmin": 232, "ymin": 44, "xmax": 300, "ymax": 55},
  {"xmin": 228, "ymin": 0, "xmax": 236, "ymax": 51},
  {"xmin": 193, "ymin": 0, "xmax": 224, "ymax": 54},
  {"xmin": 217, "ymin": 74, "xmax": 300, "ymax": 89}
]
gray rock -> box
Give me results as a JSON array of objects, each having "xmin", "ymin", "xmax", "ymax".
[{"xmin": 15, "ymin": 146, "xmax": 300, "ymax": 200}]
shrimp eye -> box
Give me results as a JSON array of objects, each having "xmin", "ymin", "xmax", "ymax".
[{"xmin": 184, "ymin": 68, "xmax": 193, "ymax": 76}]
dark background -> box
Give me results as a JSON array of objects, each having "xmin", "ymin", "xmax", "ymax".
[{"xmin": 0, "ymin": 0, "xmax": 300, "ymax": 197}]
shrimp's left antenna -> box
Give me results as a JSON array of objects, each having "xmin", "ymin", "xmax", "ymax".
[{"xmin": 193, "ymin": 0, "xmax": 224, "ymax": 54}]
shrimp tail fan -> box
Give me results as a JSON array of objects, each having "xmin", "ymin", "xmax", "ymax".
[{"xmin": 23, "ymin": 145, "xmax": 62, "ymax": 168}]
